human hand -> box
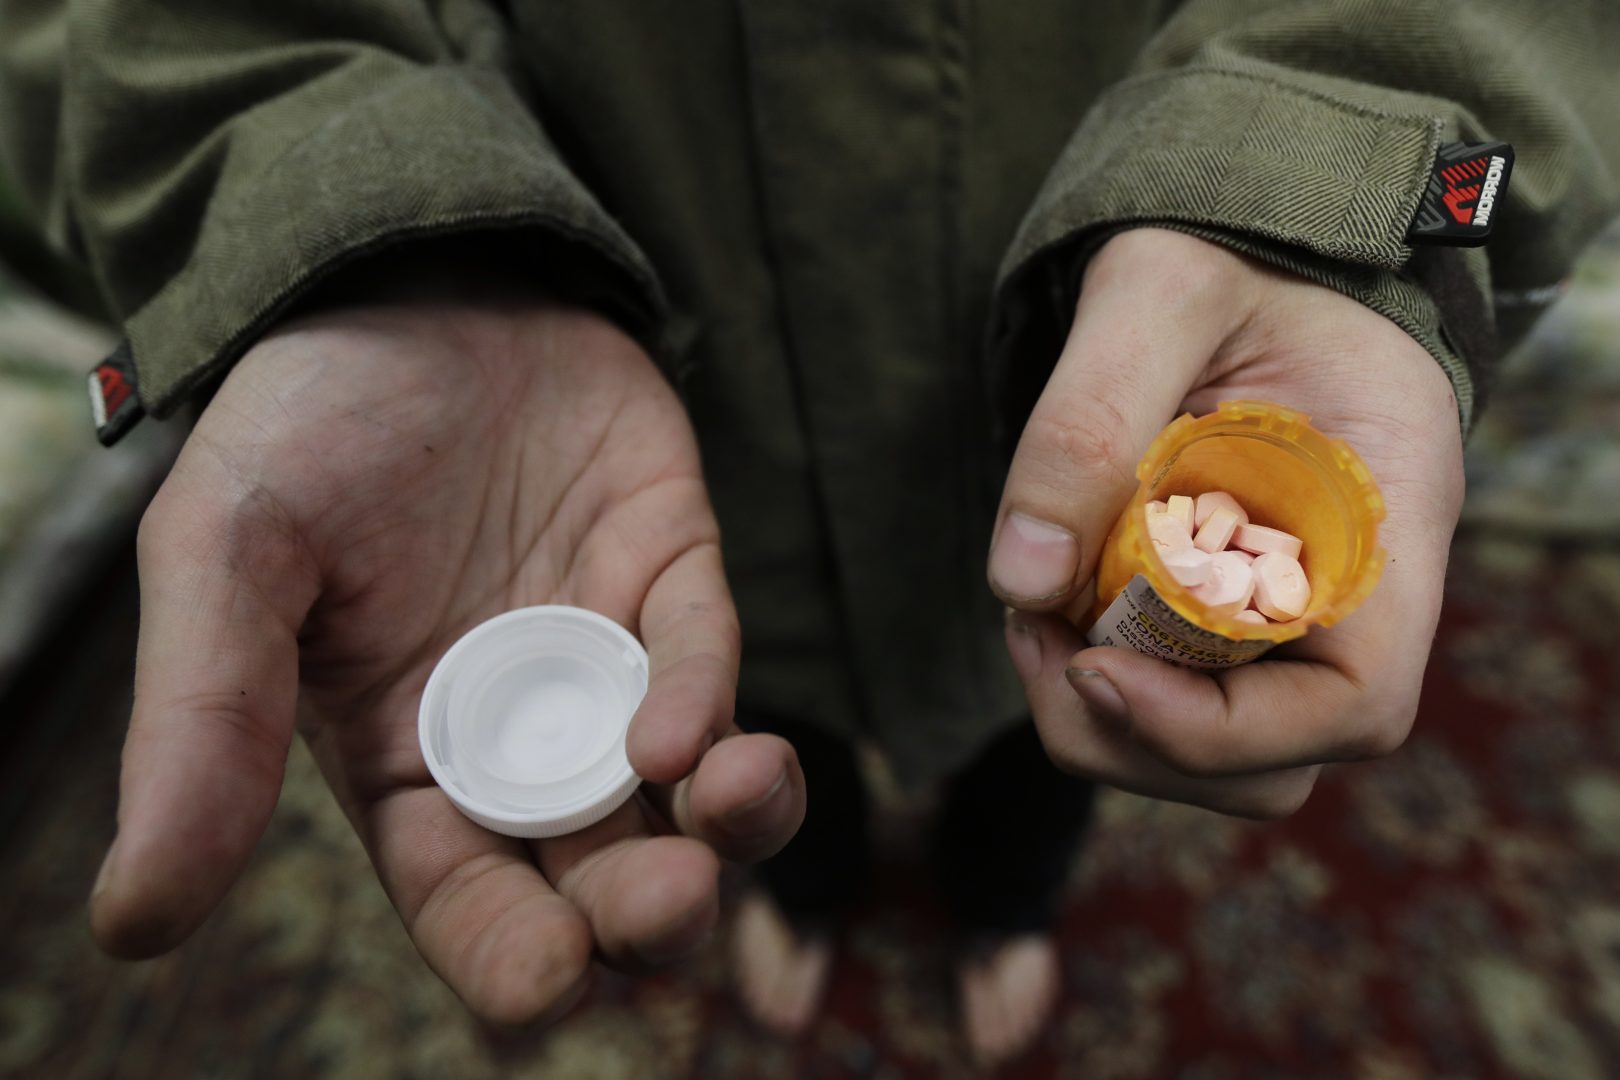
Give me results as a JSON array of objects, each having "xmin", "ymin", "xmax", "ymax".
[
  {"xmin": 91, "ymin": 269, "xmax": 805, "ymax": 1021},
  {"xmin": 989, "ymin": 228, "xmax": 1464, "ymax": 818}
]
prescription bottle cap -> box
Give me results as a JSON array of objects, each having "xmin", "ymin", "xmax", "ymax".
[{"xmin": 418, "ymin": 605, "xmax": 647, "ymax": 838}]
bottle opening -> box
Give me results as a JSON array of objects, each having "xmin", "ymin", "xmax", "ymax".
[{"xmin": 1093, "ymin": 401, "xmax": 1385, "ymax": 650}]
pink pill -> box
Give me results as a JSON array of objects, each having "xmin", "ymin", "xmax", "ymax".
[
  {"xmin": 1147, "ymin": 512, "xmax": 1193, "ymax": 553},
  {"xmin": 1230, "ymin": 550, "xmax": 1256, "ymax": 564},
  {"xmin": 1193, "ymin": 505, "xmax": 1240, "ymax": 553},
  {"xmin": 1158, "ymin": 548, "xmax": 1212, "ymax": 587},
  {"xmin": 1166, "ymin": 495, "xmax": 1195, "ymax": 533},
  {"xmin": 1233, "ymin": 608, "xmax": 1269, "ymax": 626},
  {"xmin": 1232, "ymin": 523, "xmax": 1303, "ymax": 560},
  {"xmin": 1251, "ymin": 552, "xmax": 1311, "ymax": 620},
  {"xmin": 1195, "ymin": 491, "xmax": 1249, "ymax": 529},
  {"xmin": 1145, "ymin": 499, "xmax": 1169, "ymax": 516},
  {"xmin": 1189, "ymin": 550, "xmax": 1255, "ymax": 616}
]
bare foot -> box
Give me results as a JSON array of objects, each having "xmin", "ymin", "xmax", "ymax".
[
  {"xmin": 731, "ymin": 891, "xmax": 833, "ymax": 1037},
  {"xmin": 957, "ymin": 935, "xmax": 1061, "ymax": 1066}
]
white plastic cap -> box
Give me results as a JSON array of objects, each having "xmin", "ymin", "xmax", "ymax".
[{"xmin": 418, "ymin": 605, "xmax": 648, "ymax": 838}]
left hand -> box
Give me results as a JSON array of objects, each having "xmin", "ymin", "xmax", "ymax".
[{"xmin": 988, "ymin": 228, "xmax": 1465, "ymax": 819}]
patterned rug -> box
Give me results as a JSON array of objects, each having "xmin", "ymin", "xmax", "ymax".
[
  {"xmin": 2, "ymin": 230, "xmax": 1617, "ymax": 1079},
  {"xmin": 2, "ymin": 532, "xmax": 1618, "ymax": 1080}
]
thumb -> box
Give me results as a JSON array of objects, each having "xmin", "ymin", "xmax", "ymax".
[
  {"xmin": 987, "ymin": 229, "xmax": 1252, "ymax": 610},
  {"xmin": 93, "ymin": 468, "xmax": 317, "ymax": 957},
  {"xmin": 625, "ymin": 540, "xmax": 805, "ymax": 863}
]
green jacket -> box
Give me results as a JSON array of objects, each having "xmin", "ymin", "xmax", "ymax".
[{"xmin": 2, "ymin": 0, "xmax": 1616, "ymax": 786}]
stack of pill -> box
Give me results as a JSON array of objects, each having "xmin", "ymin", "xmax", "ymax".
[{"xmin": 1144, "ymin": 492, "xmax": 1310, "ymax": 625}]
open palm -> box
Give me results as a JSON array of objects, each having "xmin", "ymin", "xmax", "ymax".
[{"xmin": 92, "ymin": 277, "xmax": 805, "ymax": 1022}]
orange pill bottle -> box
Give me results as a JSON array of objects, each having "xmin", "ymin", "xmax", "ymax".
[{"xmin": 1084, "ymin": 400, "xmax": 1385, "ymax": 668}]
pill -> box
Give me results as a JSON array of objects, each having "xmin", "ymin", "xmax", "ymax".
[
  {"xmin": 1230, "ymin": 549, "xmax": 1255, "ymax": 565},
  {"xmin": 1158, "ymin": 548, "xmax": 1212, "ymax": 587},
  {"xmin": 1145, "ymin": 499, "xmax": 1169, "ymax": 516},
  {"xmin": 1251, "ymin": 552, "xmax": 1311, "ymax": 620},
  {"xmin": 1233, "ymin": 608, "xmax": 1269, "ymax": 625},
  {"xmin": 1189, "ymin": 550, "xmax": 1255, "ymax": 616},
  {"xmin": 1147, "ymin": 512, "xmax": 1193, "ymax": 553},
  {"xmin": 1232, "ymin": 523, "xmax": 1303, "ymax": 560},
  {"xmin": 1192, "ymin": 505, "xmax": 1240, "ymax": 553},
  {"xmin": 1166, "ymin": 495, "xmax": 1195, "ymax": 532},
  {"xmin": 1195, "ymin": 491, "xmax": 1249, "ymax": 529}
]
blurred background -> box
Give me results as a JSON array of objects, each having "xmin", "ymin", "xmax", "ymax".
[{"xmin": 1, "ymin": 168, "xmax": 1617, "ymax": 1077}]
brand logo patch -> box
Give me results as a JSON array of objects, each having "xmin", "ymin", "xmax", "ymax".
[
  {"xmin": 1409, "ymin": 140, "xmax": 1514, "ymax": 246},
  {"xmin": 87, "ymin": 342, "xmax": 145, "ymax": 446}
]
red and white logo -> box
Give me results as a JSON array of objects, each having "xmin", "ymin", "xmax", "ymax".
[
  {"xmin": 88, "ymin": 362, "xmax": 132, "ymax": 429},
  {"xmin": 1441, "ymin": 154, "xmax": 1507, "ymax": 227},
  {"xmin": 1408, "ymin": 140, "xmax": 1513, "ymax": 247}
]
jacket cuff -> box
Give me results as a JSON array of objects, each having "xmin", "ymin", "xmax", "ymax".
[
  {"xmin": 120, "ymin": 65, "xmax": 667, "ymax": 420},
  {"xmin": 992, "ymin": 67, "xmax": 1488, "ymax": 435}
]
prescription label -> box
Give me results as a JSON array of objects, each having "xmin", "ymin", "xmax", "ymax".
[{"xmin": 1086, "ymin": 575, "xmax": 1273, "ymax": 669}]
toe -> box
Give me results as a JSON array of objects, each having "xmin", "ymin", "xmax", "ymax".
[
  {"xmin": 732, "ymin": 893, "xmax": 832, "ymax": 1037},
  {"xmin": 959, "ymin": 960, "xmax": 998, "ymax": 1062},
  {"xmin": 958, "ymin": 936, "xmax": 1061, "ymax": 1066}
]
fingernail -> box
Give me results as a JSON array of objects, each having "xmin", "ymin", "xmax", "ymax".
[
  {"xmin": 1066, "ymin": 668, "xmax": 1129, "ymax": 726},
  {"xmin": 633, "ymin": 895, "xmax": 720, "ymax": 967},
  {"xmin": 989, "ymin": 513, "xmax": 1080, "ymax": 603},
  {"xmin": 535, "ymin": 972, "xmax": 592, "ymax": 1026},
  {"xmin": 721, "ymin": 767, "xmax": 788, "ymax": 832},
  {"xmin": 1004, "ymin": 611, "xmax": 1043, "ymax": 682}
]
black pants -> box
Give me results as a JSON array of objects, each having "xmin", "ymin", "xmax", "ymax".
[{"xmin": 740, "ymin": 713, "xmax": 1097, "ymax": 936}]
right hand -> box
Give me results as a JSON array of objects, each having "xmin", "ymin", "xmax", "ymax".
[{"xmin": 91, "ymin": 267, "xmax": 805, "ymax": 1023}]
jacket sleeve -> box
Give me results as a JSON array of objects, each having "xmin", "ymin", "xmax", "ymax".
[
  {"xmin": 0, "ymin": 0, "xmax": 667, "ymax": 428},
  {"xmin": 991, "ymin": 0, "xmax": 1620, "ymax": 433}
]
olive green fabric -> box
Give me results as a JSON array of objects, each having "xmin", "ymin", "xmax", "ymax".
[
  {"xmin": 996, "ymin": 1, "xmax": 1620, "ymax": 434},
  {"xmin": 0, "ymin": 162, "xmax": 98, "ymax": 317},
  {"xmin": 2, "ymin": 0, "xmax": 1616, "ymax": 787},
  {"xmin": 0, "ymin": 0, "xmax": 668, "ymax": 407}
]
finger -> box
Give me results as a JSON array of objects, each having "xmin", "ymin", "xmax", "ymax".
[
  {"xmin": 1063, "ymin": 645, "xmax": 1376, "ymax": 777},
  {"xmin": 533, "ymin": 798, "xmax": 722, "ymax": 970},
  {"xmin": 1006, "ymin": 611, "xmax": 1319, "ymax": 819},
  {"xmin": 654, "ymin": 730, "xmax": 806, "ymax": 864},
  {"xmin": 624, "ymin": 540, "xmax": 806, "ymax": 861},
  {"xmin": 92, "ymin": 471, "xmax": 320, "ymax": 958},
  {"xmin": 988, "ymin": 230, "xmax": 1253, "ymax": 610},
  {"xmin": 625, "ymin": 541, "xmax": 739, "ymax": 784},
  {"xmin": 366, "ymin": 786, "xmax": 593, "ymax": 1025}
]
